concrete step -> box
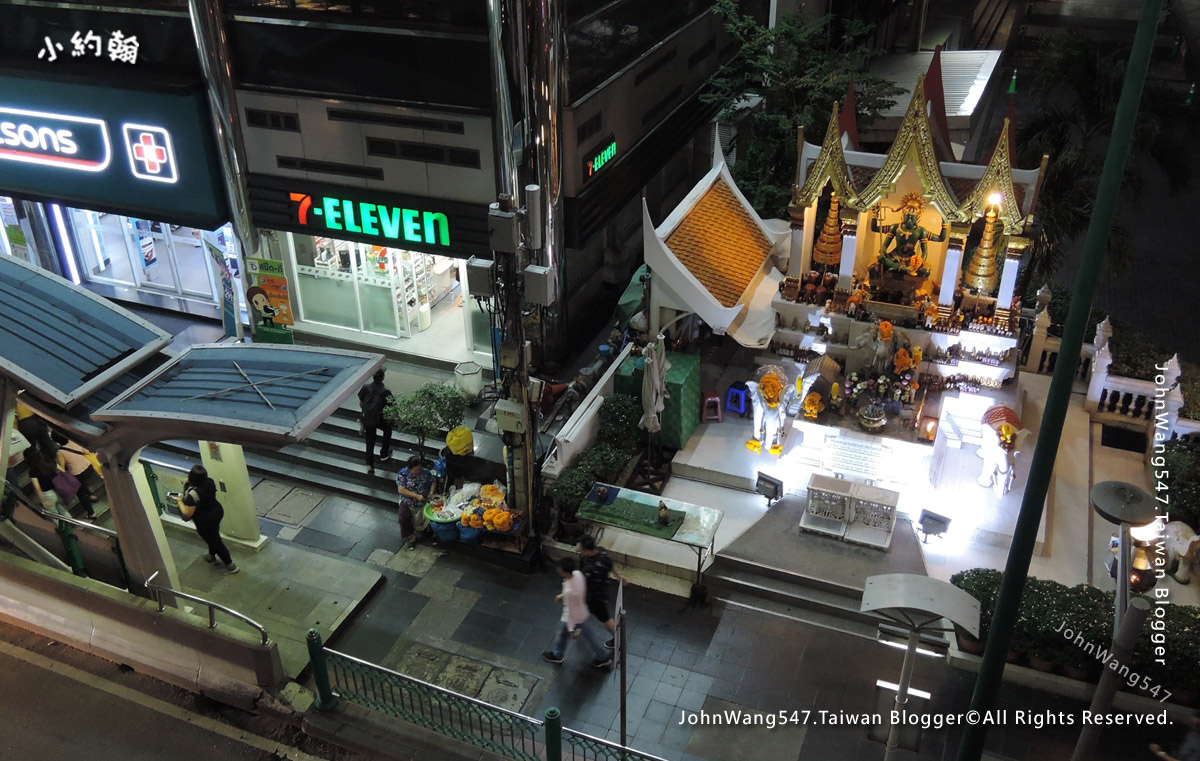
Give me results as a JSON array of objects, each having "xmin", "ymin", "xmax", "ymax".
[
  {"xmin": 714, "ymin": 590, "xmax": 882, "ymax": 641},
  {"xmin": 707, "ymin": 564, "xmax": 883, "ymax": 630}
]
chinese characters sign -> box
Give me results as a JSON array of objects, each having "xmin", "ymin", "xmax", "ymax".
[{"xmin": 38, "ymin": 29, "xmax": 139, "ymax": 64}]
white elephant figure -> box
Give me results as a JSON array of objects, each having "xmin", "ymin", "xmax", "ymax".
[
  {"xmin": 746, "ymin": 366, "xmax": 794, "ymax": 456},
  {"xmin": 977, "ymin": 405, "xmax": 1030, "ymax": 496},
  {"xmin": 1164, "ymin": 521, "xmax": 1200, "ymax": 584}
]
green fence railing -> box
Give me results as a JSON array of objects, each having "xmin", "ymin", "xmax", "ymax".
[
  {"xmin": 314, "ymin": 632, "xmax": 543, "ymax": 761},
  {"xmin": 307, "ymin": 630, "xmax": 669, "ymax": 761},
  {"xmin": 561, "ymin": 727, "xmax": 668, "ymax": 761}
]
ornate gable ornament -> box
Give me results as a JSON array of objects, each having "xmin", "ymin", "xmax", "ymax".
[
  {"xmin": 856, "ymin": 75, "xmax": 965, "ymax": 222},
  {"xmin": 792, "ymin": 100, "xmax": 859, "ymax": 211},
  {"xmin": 957, "ymin": 118, "xmax": 1025, "ymax": 231}
]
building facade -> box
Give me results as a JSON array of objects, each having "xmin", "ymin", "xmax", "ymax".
[{"xmin": 0, "ymin": 0, "xmax": 764, "ymax": 366}]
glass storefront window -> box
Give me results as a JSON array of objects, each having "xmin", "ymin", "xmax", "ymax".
[
  {"xmin": 0, "ymin": 196, "xmax": 21, "ymax": 258},
  {"xmin": 283, "ymin": 230, "xmax": 480, "ymax": 362},
  {"xmin": 60, "ymin": 205, "xmax": 240, "ymax": 312}
]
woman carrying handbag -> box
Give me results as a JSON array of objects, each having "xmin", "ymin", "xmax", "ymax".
[
  {"xmin": 178, "ymin": 465, "xmax": 239, "ymax": 575},
  {"xmin": 25, "ymin": 447, "xmax": 94, "ymax": 519}
]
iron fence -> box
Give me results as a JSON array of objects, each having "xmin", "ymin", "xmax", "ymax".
[
  {"xmin": 561, "ymin": 727, "xmax": 669, "ymax": 761},
  {"xmin": 323, "ymin": 645, "xmax": 543, "ymax": 761}
]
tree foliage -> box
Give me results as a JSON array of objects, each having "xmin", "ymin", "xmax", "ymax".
[
  {"xmin": 704, "ymin": 3, "xmax": 900, "ymax": 218},
  {"xmin": 384, "ymin": 382, "xmax": 467, "ymax": 454},
  {"xmin": 1015, "ymin": 33, "xmax": 1192, "ymax": 295}
]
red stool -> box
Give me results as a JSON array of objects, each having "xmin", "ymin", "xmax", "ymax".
[{"xmin": 701, "ymin": 389, "xmax": 723, "ymax": 422}]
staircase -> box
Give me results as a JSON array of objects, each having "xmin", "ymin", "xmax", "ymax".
[
  {"xmin": 150, "ymin": 404, "xmax": 455, "ymax": 513},
  {"xmin": 707, "ymin": 555, "xmax": 949, "ymax": 649}
]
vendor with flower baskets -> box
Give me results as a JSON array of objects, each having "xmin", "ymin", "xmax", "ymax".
[{"xmin": 396, "ymin": 457, "xmax": 437, "ymax": 551}]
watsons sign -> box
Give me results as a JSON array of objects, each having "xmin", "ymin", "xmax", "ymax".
[
  {"xmin": 290, "ymin": 192, "xmax": 450, "ymax": 247},
  {"xmin": 0, "ymin": 107, "xmax": 111, "ymax": 171}
]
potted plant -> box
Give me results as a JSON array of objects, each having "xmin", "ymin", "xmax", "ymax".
[
  {"xmin": 384, "ymin": 381, "xmax": 468, "ymax": 457},
  {"xmin": 950, "ymin": 568, "xmax": 1002, "ymax": 655}
]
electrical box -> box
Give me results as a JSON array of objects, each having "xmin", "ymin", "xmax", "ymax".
[
  {"xmin": 493, "ymin": 398, "xmax": 527, "ymax": 433},
  {"xmin": 466, "ymin": 256, "xmax": 495, "ymax": 297},
  {"xmin": 488, "ymin": 204, "xmax": 520, "ymax": 254},
  {"xmin": 524, "ymin": 264, "xmax": 556, "ymax": 306}
]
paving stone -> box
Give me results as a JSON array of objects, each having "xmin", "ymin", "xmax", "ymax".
[
  {"xmin": 395, "ymin": 642, "xmax": 452, "ymax": 682},
  {"xmin": 652, "ymin": 682, "xmax": 683, "ymax": 705},
  {"xmin": 266, "ymin": 487, "xmax": 324, "ymax": 525},
  {"xmin": 251, "ymin": 479, "xmax": 292, "ymax": 516},
  {"xmin": 435, "ymin": 654, "xmax": 492, "ymax": 697},
  {"xmin": 367, "ymin": 548, "xmax": 395, "ymax": 567},
  {"xmin": 478, "ymin": 667, "xmax": 539, "ymax": 713},
  {"xmin": 277, "ymin": 526, "xmax": 300, "ymax": 541},
  {"xmin": 683, "ymin": 696, "xmax": 806, "ymax": 761}
]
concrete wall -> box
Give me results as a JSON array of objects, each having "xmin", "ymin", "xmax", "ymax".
[{"xmin": 0, "ymin": 555, "xmax": 285, "ymax": 710}]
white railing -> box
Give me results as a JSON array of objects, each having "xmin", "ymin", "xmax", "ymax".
[
  {"xmin": 542, "ymin": 343, "xmax": 634, "ymax": 480},
  {"xmin": 1021, "ymin": 287, "xmax": 1197, "ymax": 442}
]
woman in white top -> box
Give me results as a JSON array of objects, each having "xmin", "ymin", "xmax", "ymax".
[{"xmin": 542, "ymin": 557, "xmax": 612, "ymax": 669}]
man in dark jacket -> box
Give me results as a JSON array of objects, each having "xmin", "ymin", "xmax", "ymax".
[
  {"xmin": 578, "ymin": 535, "xmax": 625, "ymax": 649},
  {"xmin": 358, "ymin": 368, "xmax": 394, "ymax": 475}
]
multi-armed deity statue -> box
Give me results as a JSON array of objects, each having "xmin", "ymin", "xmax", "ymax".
[{"xmin": 869, "ymin": 193, "xmax": 947, "ymax": 282}]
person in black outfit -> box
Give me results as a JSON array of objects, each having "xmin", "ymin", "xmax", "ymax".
[
  {"xmin": 180, "ymin": 465, "xmax": 238, "ymax": 575},
  {"xmin": 358, "ymin": 369, "xmax": 394, "ymax": 476},
  {"xmin": 578, "ymin": 535, "xmax": 626, "ymax": 649}
]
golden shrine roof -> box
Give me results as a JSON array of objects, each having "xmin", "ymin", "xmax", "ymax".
[{"xmin": 665, "ymin": 178, "xmax": 772, "ymax": 308}]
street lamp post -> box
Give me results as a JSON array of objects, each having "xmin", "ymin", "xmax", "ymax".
[{"xmin": 1091, "ymin": 480, "xmax": 1159, "ymax": 633}]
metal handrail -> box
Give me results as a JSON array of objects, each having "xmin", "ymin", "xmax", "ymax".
[
  {"xmin": 144, "ymin": 570, "xmax": 270, "ymax": 645},
  {"xmin": 138, "ymin": 456, "xmax": 191, "ymax": 474},
  {"xmin": 326, "ymin": 647, "xmax": 544, "ymax": 723},
  {"xmin": 561, "ymin": 726, "xmax": 671, "ymax": 761},
  {"xmin": 7, "ymin": 486, "xmax": 118, "ymax": 538}
]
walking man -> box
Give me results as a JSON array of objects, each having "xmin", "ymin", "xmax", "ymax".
[
  {"xmin": 543, "ymin": 557, "xmax": 612, "ymax": 669},
  {"xmin": 578, "ymin": 535, "xmax": 625, "ymax": 649},
  {"xmin": 358, "ymin": 368, "xmax": 394, "ymax": 475}
]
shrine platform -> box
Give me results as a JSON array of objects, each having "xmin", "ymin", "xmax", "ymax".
[
  {"xmin": 669, "ymin": 383, "xmax": 1048, "ymax": 555},
  {"xmin": 718, "ymin": 492, "xmax": 928, "ymax": 591}
]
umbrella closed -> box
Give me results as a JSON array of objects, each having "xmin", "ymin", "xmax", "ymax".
[{"xmin": 639, "ymin": 335, "xmax": 671, "ymax": 433}]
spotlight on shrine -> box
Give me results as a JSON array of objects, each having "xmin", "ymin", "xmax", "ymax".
[
  {"xmin": 987, "ymin": 192, "xmax": 1003, "ymax": 207},
  {"xmin": 918, "ymin": 509, "xmax": 951, "ymax": 543},
  {"xmin": 755, "ymin": 472, "xmax": 784, "ymax": 505}
]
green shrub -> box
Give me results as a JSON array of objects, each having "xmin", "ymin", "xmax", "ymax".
[
  {"xmin": 1106, "ymin": 319, "xmax": 1172, "ymax": 382},
  {"xmin": 551, "ymin": 443, "xmax": 633, "ymax": 516},
  {"xmin": 1058, "ymin": 585, "xmax": 1113, "ymax": 671},
  {"xmin": 1163, "ymin": 437, "xmax": 1200, "ymax": 531},
  {"xmin": 598, "ymin": 394, "xmax": 643, "ymax": 453},
  {"xmin": 950, "ymin": 568, "xmax": 1003, "ymax": 642},
  {"xmin": 1181, "ymin": 361, "xmax": 1200, "ymax": 422}
]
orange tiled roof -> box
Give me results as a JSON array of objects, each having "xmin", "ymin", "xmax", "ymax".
[{"xmin": 665, "ymin": 178, "xmax": 772, "ymax": 308}]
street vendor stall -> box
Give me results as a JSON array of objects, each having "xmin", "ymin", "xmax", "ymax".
[
  {"xmin": 424, "ymin": 481, "xmax": 527, "ymax": 551},
  {"xmin": 578, "ymin": 483, "xmax": 723, "ymax": 599}
]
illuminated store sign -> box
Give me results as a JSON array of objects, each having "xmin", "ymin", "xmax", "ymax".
[
  {"xmin": 584, "ymin": 137, "xmax": 617, "ymax": 180},
  {"xmin": 0, "ymin": 107, "xmax": 110, "ymax": 171},
  {"xmin": 248, "ymin": 175, "xmax": 489, "ymax": 258},
  {"xmin": 0, "ymin": 72, "xmax": 227, "ymax": 227},
  {"xmin": 289, "ymin": 192, "xmax": 450, "ymax": 247}
]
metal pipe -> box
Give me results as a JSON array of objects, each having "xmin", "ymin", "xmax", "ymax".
[
  {"xmin": 145, "ymin": 572, "xmax": 270, "ymax": 645},
  {"xmin": 885, "ymin": 628, "xmax": 921, "ymax": 759},
  {"xmin": 526, "ymin": 0, "xmax": 566, "ymax": 277},
  {"xmin": 186, "ymin": 0, "xmax": 259, "ymax": 260},
  {"xmin": 955, "ymin": 2, "xmax": 1163, "ymax": 758},
  {"xmin": 1070, "ymin": 598, "xmax": 1150, "ymax": 761},
  {"xmin": 1116, "ymin": 522, "xmax": 1131, "ymax": 632},
  {"xmin": 488, "ymin": 0, "xmax": 520, "ymax": 200}
]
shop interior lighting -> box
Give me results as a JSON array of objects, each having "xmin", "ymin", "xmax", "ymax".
[
  {"xmin": 50, "ymin": 203, "xmax": 81, "ymax": 284},
  {"xmin": 876, "ymin": 637, "xmax": 943, "ymax": 659}
]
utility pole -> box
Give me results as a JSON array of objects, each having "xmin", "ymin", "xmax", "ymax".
[
  {"xmin": 954, "ymin": 1, "xmax": 1162, "ymax": 758},
  {"xmin": 488, "ymin": 187, "xmax": 544, "ymax": 539}
]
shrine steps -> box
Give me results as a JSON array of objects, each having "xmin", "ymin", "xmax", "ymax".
[{"xmin": 707, "ymin": 556, "xmax": 949, "ymax": 650}]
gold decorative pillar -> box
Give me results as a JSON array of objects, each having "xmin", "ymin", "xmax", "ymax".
[
  {"xmin": 811, "ymin": 193, "xmax": 843, "ymax": 274},
  {"xmin": 963, "ymin": 197, "xmax": 1002, "ymax": 294}
]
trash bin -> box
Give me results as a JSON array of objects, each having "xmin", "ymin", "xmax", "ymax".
[
  {"xmin": 418, "ymin": 303, "xmax": 432, "ymax": 330},
  {"xmin": 455, "ymin": 361, "xmax": 484, "ymax": 398}
]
